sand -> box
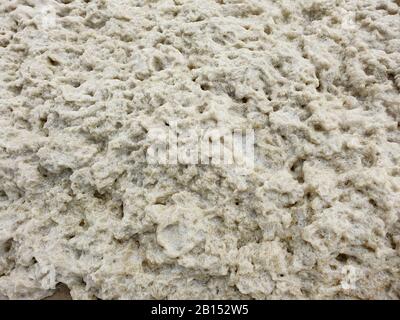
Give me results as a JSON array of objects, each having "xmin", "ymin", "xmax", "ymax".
[{"xmin": 0, "ymin": 0, "xmax": 399, "ymax": 299}]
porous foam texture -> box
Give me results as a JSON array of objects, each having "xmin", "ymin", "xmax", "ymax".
[{"xmin": 0, "ymin": 0, "xmax": 400, "ymax": 299}]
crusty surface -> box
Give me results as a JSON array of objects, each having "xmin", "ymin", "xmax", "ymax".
[{"xmin": 0, "ymin": 0, "xmax": 400, "ymax": 300}]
